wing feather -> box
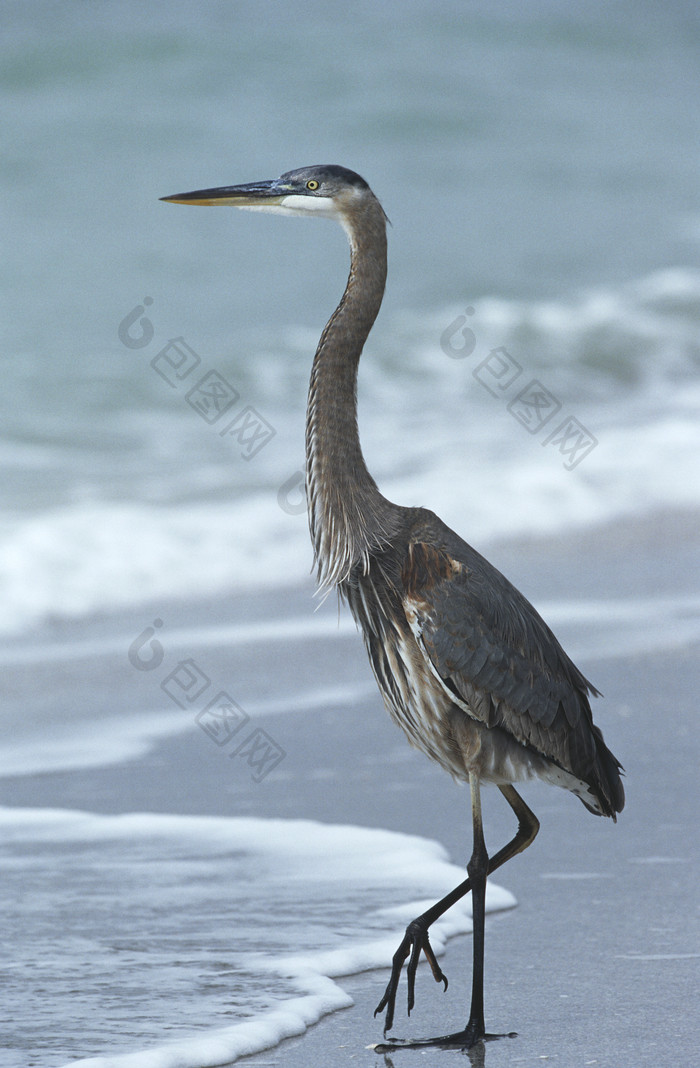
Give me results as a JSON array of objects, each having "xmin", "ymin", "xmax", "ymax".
[{"xmin": 400, "ymin": 532, "xmax": 609, "ymax": 794}]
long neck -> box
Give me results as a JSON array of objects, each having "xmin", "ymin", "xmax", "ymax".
[{"xmin": 305, "ymin": 197, "xmax": 395, "ymax": 588}]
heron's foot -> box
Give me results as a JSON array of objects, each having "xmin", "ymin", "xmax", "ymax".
[
  {"xmin": 373, "ymin": 918, "xmax": 448, "ymax": 1035},
  {"xmin": 373, "ymin": 1027, "xmax": 517, "ymax": 1053}
]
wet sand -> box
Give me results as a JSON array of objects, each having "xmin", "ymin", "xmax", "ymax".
[{"xmin": 2, "ymin": 510, "xmax": 699, "ymax": 1067}]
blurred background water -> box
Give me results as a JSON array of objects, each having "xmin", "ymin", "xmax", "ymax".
[{"xmin": 2, "ymin": 0, "xmax": 700, "ymax": 634}]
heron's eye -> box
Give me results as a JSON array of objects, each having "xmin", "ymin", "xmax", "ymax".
[{"xmin": 306, "ymin": 180, "xmax": 319, "ymax": 191}]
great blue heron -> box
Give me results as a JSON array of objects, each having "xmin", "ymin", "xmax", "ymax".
[{"xmin": 162, "ymin": 166, "xmax": 624, "ymax": 1051}]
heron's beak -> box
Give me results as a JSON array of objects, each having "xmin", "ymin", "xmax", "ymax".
[{"xmin": 160, "ymin": 179, "xmax": 286, "ymax": 208}]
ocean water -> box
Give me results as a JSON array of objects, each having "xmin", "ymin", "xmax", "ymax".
[
  {"xmin": 0, "ymin": 806, "xmax": 515, "ymax": 1068},
  {"xmin": 2, "ymin": 0, "xmax": 700, "ymax": 634},
  {"xmin": 2, "ymin": 3, "xmax": 700, "ymax": 1065}
]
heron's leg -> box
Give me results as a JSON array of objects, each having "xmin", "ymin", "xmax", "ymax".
[
  {"xmin": 497, "ymin": 783, "xmax": 540, "ymax": 857},
  {"xmin": 463, "ymin": 772, "xmax": 488, "ymax": 1043},
  {"xmin": 462, "ymin": 783, "xmax": 538, "ymax": 1047},
  {"xmin": 375, "ymin": 782, "xmax": 539, "ymax": 1038}
]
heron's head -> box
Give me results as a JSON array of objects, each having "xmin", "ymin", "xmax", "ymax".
[{"xmin": 161, "ymin": 164, "xmax": 387, "ymax": 234}]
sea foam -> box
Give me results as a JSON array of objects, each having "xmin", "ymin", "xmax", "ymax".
[{"xmin": 0, "ymin": 807, "xmax": 515, "ymax": 1067}]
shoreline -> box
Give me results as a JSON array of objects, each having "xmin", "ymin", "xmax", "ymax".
[{"xmin": 2, "ymin": 506, "xmax": 699, "ymax": 1067}]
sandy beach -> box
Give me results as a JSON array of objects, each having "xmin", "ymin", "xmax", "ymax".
[{"xmin": 2, "ymin": 509, "xmax": 698, "ymax": 1067}]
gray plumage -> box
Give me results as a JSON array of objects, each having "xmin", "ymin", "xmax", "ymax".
[{"xmin": 344, "ymin": 510, "xmax": 623, "ymax": 818}]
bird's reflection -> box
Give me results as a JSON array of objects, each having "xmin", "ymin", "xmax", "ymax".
[{"xmin": 380, "ymin": 1036, "xmax": 487, "ymax": 1066}]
